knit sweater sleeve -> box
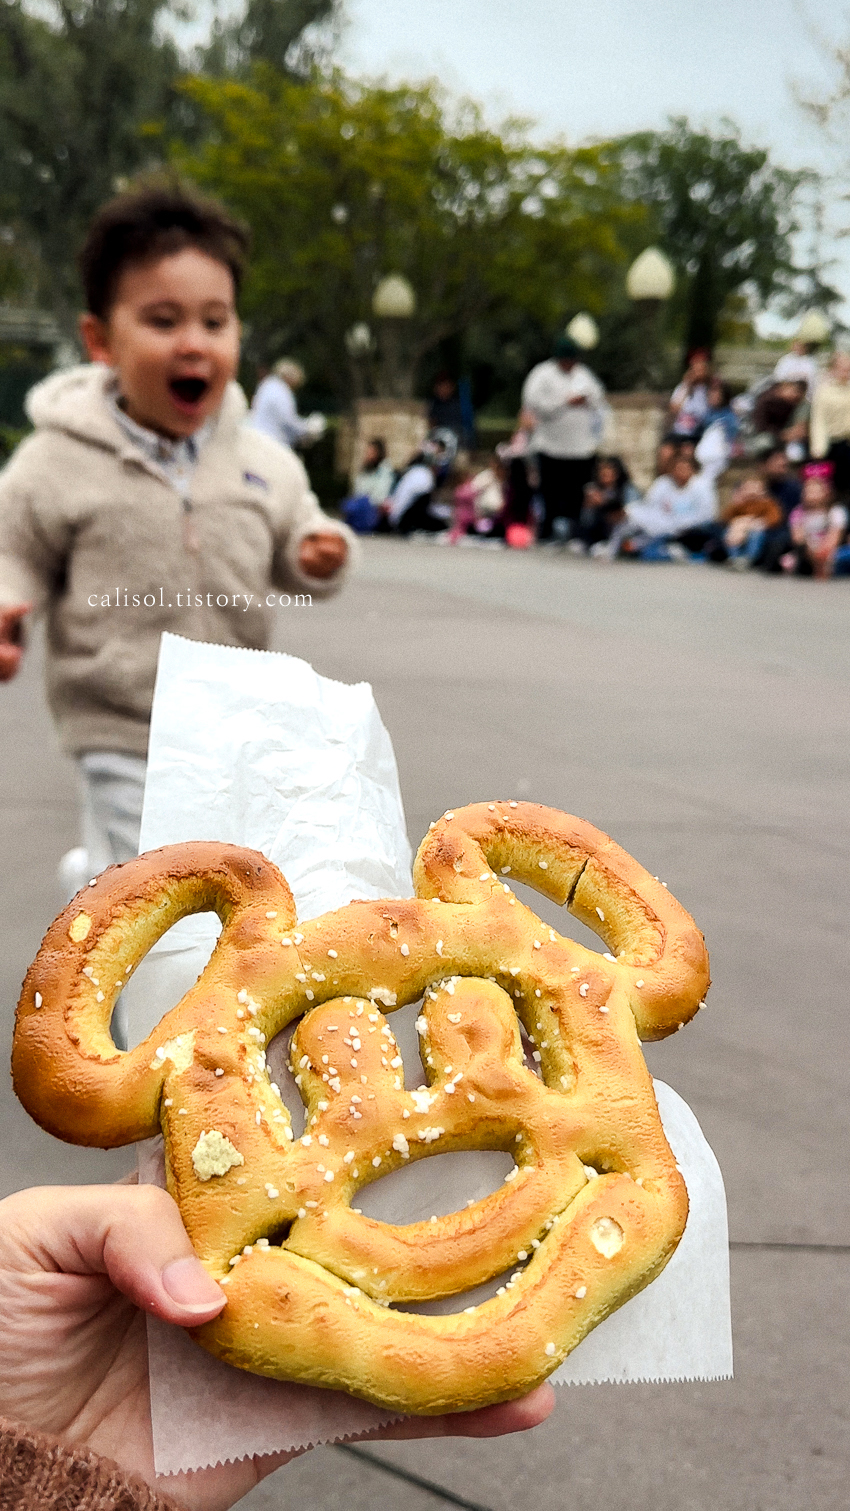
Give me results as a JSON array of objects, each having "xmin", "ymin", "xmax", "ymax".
[
  {"xmin": 0, "ymin": 435, "xmax": 73, "ymax": 611},
  {"xmin": 0, "ymin": 1419, "xmax": 186, "ymax": 1511},
  {"xmin": 262, "ymin": 442, "xmax": 358, "ymax": 598}
]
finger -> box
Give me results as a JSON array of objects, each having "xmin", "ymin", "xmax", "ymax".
[
  {"xmin": 1, "ymin": 1184, "xmax": 226, "ymax": 1326},
  {"xmin": 362, "ymin": 1383, "xmax": 556, "ymax": 1443}
]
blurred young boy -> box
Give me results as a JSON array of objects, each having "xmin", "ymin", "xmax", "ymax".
[{"xmin": 0, "ymin": 184, "xmax": 354, "ymax": 878}]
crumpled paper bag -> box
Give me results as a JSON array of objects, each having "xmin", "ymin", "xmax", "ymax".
[{"xmin": 128, "ymin": 634, "xmax": 732, "ymax": 1475}]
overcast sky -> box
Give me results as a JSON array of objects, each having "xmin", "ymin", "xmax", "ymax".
[{"xmin": 341, "ymin": 0, "xmax": 850, "ymax": 329}]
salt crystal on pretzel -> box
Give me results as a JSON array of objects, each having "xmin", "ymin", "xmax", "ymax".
[{"xmin": 12, "ymin": 802, "xmax": 709, "ymax": 1415}]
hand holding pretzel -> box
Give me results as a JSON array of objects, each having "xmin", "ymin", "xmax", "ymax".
[
  {"xmin": 13, "ymin": 803, "xmax": 710, "ymax": 1415},
  {"xmin": 0, "ymin": 1182, "xmax": 553, "ymax": 1511}
]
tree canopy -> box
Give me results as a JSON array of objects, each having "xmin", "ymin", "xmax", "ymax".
[
  {"xmin": 174, "ymin": 69, "xmax": 649, "ymax": 402},
  {"xmin": 0, "ymin": 6, "xmax": 824, "ymax": 397},
  {"xmin": 606, "ymin": 118, "xmax": 805, "ymax": 353},
  {"xmin": 0, "ymin": 0, "xmax": 184, "ymax": 325}
]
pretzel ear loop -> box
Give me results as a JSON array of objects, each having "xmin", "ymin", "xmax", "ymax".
[{"xmin": 13, "ymin": 806, "xmax": 709, "ymax": 1414}]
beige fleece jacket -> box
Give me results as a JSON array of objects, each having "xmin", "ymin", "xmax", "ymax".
[
  {"xmin": 809, "ymin": 377, "xmax": 850, "ymax": 458},
  {"xmin": 0, "ymin": 364, "xmax": 356, "ymax": 757}
]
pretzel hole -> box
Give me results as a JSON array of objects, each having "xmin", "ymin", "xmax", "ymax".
[
  {"xmin": 265, "ymin": 1023, "xmax": 307, "ymax": 1138},
  {"xmin": 518, "ymin": 1021, "xmax": 545, "ymax": 1081},
  {"xmin": 120, "ymin": 914, "xmax": 222, "ymax": 1049},
  {"xmin": 355, "ymin": 1149, "xmax": 517, "ymax": 1226},
  {"xmin": 507, "ymin": 878, "xmax": 607, "ymax": 955},
  {"xmin": 390, "ymin": 1241, "xmax": 539, "ymax": 1315}
]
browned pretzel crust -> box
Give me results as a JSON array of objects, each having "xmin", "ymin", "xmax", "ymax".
[{"xmin": 13, "ymin": 803, "xmax": 710, "ymax": 1413}]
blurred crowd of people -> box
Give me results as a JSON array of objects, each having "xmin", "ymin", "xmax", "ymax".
[{"xmin": 339, "ymin": 338, "xmax": 850, "ymax": 580}]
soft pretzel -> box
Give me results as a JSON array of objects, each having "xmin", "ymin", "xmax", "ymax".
[{"xmin": 13, "ymin": 803, "xmax": 709, "ymax": 1414}]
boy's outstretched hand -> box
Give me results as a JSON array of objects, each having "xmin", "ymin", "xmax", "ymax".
[
  {"xmin": 0, "ymin": 603, "xmax": 31, "ymax": 681},
  {"xmin": 298, "ymin": 531, "xmax": 348, "ymax": 580},
  {"xmin": 0, "ymin": 1184, "xmax": 555, "ymax": 1511}
]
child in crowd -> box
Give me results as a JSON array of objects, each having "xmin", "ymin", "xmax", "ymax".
[
  {"xmin": 0, "ymin": 183, "xmax": 354, "ymax": 879},
  {"xmin": 449, "ymin": 460, "xmax": 505, "ymax": 543},
  {"xmin": 342, "ymin": 436, "xmax": 396, "ymax": 533},
  {"xmin": 784, "ymin": 463, "xmax": 849, "ymax": 578},
  {"xmin": 609, "ymin": 452, "xmax": 717, "ymax": 559},
  {"xmin": 573, "ymin": 455, "xmax": 639, "ymax": 553},
  {"xmin": 717, "ymin": 476, "xmax": 784, "ymax": 570}
]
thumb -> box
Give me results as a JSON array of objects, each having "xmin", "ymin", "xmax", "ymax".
[{"xmin": 3, "ymin": 1184, "xmax": 226, "ymax": 1326}]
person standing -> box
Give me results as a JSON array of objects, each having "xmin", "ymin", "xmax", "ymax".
[
  {"xmin": 809, "ymin": 351, "xmax": 850, "ymax": 499},
  {"xmin": 521, "ymin": 335, "xmax": 608, "ymax": 540},
  {"xmin": 249, "ymin": 358, "xmax": 326, "ymax": 449}
]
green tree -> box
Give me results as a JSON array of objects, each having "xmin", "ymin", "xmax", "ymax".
[
  {"xmin": 174, "ymin": 70, "xmax": 648, "ymax": 403},
  {"xmin": 0, "ymin": 0, "xmax": 337, "ymax": 331},
  {"xmin": 203, "ymin": 0, "xmax": 340, "ymax": 78},
  {"xmin": 607, "ymin": 118, "xmax": 806, "ymax": 354},
  {"xmin": 0, "ymin": 0, "xmax": 187, "ymax": 328}
]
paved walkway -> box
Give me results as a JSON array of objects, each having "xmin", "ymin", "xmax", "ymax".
[{"xmin": 1, "ymin": 542, "xmax": 847, "ymax": 1508}]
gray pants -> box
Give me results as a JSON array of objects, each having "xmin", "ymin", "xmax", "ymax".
[{"xmin": 60, "ymin": 752, "xmax": 147, "ymax": 901}]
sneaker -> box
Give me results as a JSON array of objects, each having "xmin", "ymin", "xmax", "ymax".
[
  {"xmin": 666, "ymin": 543, "xmax": 689, "ymax": 562},
  {"xmin": 58, "ymin": 846, "xmax": 90, "ymax": 902},
  {"xmin": 566, "ymin": 539, "xmax": 587, "ymax": 556}
]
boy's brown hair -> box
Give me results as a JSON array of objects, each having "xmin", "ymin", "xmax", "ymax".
[{"xmin": 79, "ymin": 180, "xmax": 251, "ymax": 318}]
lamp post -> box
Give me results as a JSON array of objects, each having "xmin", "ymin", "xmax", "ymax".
[
  {"xmin": 372, "ymin": 274, "xmax": 416, "ymax": 398},
  {"xmin": 566, "ymin": 312, "xmax": 599, "ymax": 351},
  {"xmin": 626, "ymin": 247, "xmax": 675, "ymax": 389},
  {"xmin": 796, "ymin": 309, "xmax": 831, "ymax": 347}
]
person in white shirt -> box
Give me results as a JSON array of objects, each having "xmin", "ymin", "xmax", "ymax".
[
  {"xmin": 610, "ymin": 453, "xmax": 717, "ymax": 558},
  {"xmin": 772, "ymin": 339, "xmax": 820, "ymax": 398},
  {"xmin": 521, "ymin": 335, "xmax": 608, "ymax": 540},
  {"xmin": 249, "ymin": 358, "xmax": 326, "ymax": 448}
]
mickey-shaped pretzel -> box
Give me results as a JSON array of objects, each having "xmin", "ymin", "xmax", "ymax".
[{"xmin": 13, "ymin": 803, "xmax": 709, "ymax": 1414}]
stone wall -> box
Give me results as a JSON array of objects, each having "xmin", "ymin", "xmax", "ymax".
[
  {"xmin": 606, "ymin": 393, "xmax": 667, "ymax": 491},
  {"xmin": 335, "ymin": 398, "xmax": 429, "ymax": 483}
]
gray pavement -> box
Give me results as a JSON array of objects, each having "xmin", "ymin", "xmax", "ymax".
[{"xmin": 1, "ymin": 540, "xmax": 848, "ymax": 1508}]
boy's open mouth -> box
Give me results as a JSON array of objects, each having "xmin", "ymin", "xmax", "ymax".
[{"xmin": 169, "ymin": 376, "xmax": 209, "ymax": 405}]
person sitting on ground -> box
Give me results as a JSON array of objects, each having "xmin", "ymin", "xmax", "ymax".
[
  {"xmin": 809, "ymin": 351, "xmax": 850, "ymax": 500},
  {"xmin": 760, "ymin": 445, "xmax": 802, "ymax": 519},
  {"xmin": 384, "ymin": 442, "xmax": 451, "ymax": 536},
  {"xmin": 248, "ymin": 358, "xmax": 326, "ymax": 450},
  {"xmin": 573, "ymin": 455, "xmax": 640, "ymax": 553},
  {"xmin": 713, "ymin": 476, "xmax": 785, "ymax": 570},
  {"xmin": 0, "ymin": 1182, "xmax": 554, "ymax": 1510},
  {"xmin": 609, "ymin": 451, "xmax": 717, "ymax": 559},
  {"xmin": 667, "ymin": 350, "xmax": 713, "ymax": 439},
  {"xmin": 342, "ymin": 437, "xmax": 396, "ymax": 533},
  {"xmin": 449, "ymin": 460, "xmax": 506, "ymax": 543},
  {"xmin": 0, "ymin": 182, "xmax": 353, "ymax": 889},
  {"xmin": 784, "ymin": 462, "xmax": 849, "ymax": 578},
  {"xmin": 694, "ymin": 378, "xmax": 742, "ymax": 486}
]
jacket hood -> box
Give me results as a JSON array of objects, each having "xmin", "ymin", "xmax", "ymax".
[{"xmin": 25, "ymin": 363, "xmax": 247, "ymax": 449}]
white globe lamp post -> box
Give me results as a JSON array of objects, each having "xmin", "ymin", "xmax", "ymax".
[
  {"xmin": 796, "ymin": 309, "xmax": 831, "ymax": 347},
  {"xmin": 626, "ymin": 247, "xmax": 676, "ymax": 389},
  {"xmin": 372, "ymin": 275, "xmax": 417, "ymax": 397},
  {"xmin": 566, "ymin": 312, "xmax": 599, "ymax": 351}
]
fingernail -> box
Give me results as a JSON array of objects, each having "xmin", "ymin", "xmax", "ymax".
[{"xmin": 161, "ymin": 1256, "xmax": 225, "ymax": 1312}]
